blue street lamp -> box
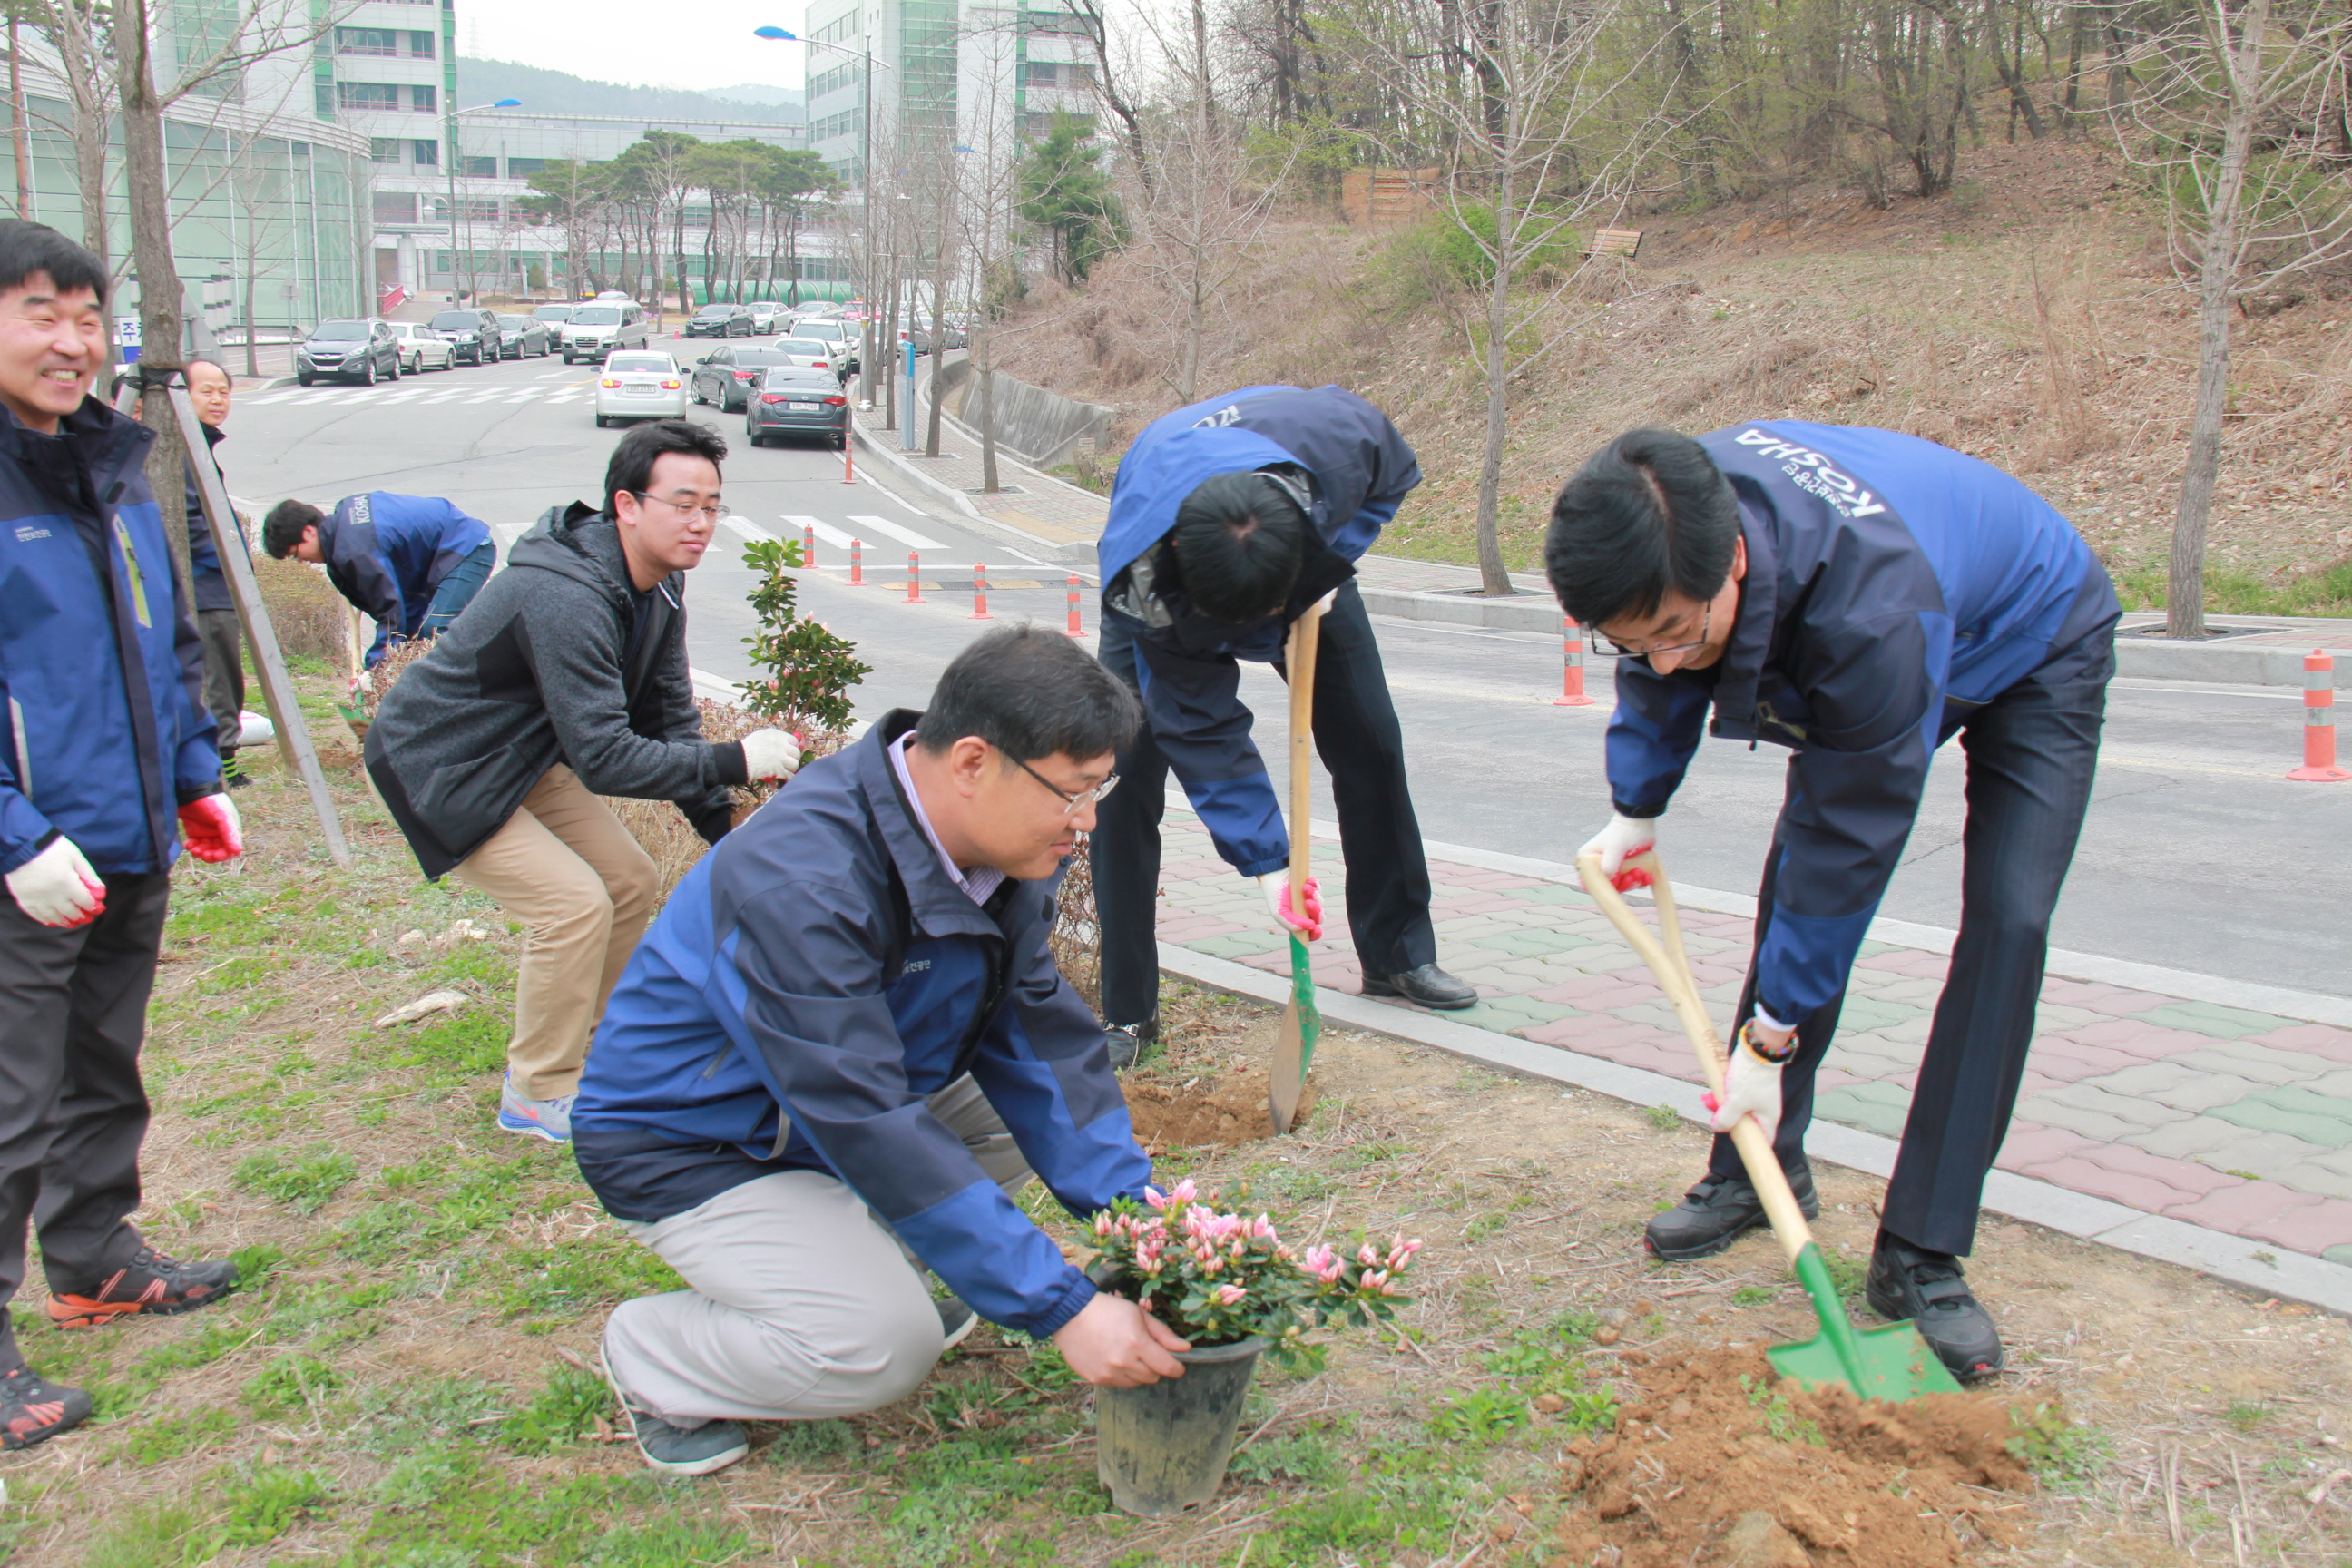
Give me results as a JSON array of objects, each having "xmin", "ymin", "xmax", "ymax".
[
  {"xmin": 759, "ymin": 22, "xmax": 884, "ymax": 395},
  {"xmin": 445, "ymin": 98, "xmax": 524, "ymax": 301}
]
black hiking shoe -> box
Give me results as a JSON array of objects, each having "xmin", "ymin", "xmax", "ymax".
[
  {"xmin": 598, "ymin": 1344, "xmax": 748, "ymax": 1476},
  {"xmin": 1642, "ymin": 1159, "xmax": 1820, "ymax": 1261},
  {"xmin": 46, "ymin": 1245, "xmax": 240, "ymax": 1329},
  {"xmin": 1103, "ymin": 1013, "xmax": 1156, "ymax": 1072},
  {"xmin": 1865, "ymin": 1232, "xmax": 2005, "ymax": 1381},
  {"xmin": 1363, "ymin": 963, "xmax": 1480, "ymax": 1010},
  {"xmin": 1, "ymin": 1365, "xmax": 93, "ymax": 1450}
]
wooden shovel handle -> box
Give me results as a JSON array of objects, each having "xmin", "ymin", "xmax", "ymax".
[
  {"xmin": 1284, "ymin": 599, "xmax": 1327, "ymax": 920},
  {"xmin": 1576, "ymin": 851, "xmax": 1815, "ymax": 1266}
]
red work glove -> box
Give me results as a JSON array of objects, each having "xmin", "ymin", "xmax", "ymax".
[
  {"xmin": 178, "ymin": 792, "xmax": 244, "ymax": 864},
  {"xmin": 1258, "ymin": 871, "xmax": 1324, "ymax": 943}
]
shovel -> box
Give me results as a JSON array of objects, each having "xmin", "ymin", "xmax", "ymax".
[
  {"xmin": 1268, "ymin": 596, "xmax": 1328, "ymax": 1136},
  {"xmin": 1575, "ymin": 849, "xmax": 1961, "ymax": 1402}
]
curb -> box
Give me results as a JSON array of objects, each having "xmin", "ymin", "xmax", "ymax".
[
  {"xmin": 848, "ymin": 418, "xmax": 1105, "ymax": 564},
  {"xmin": 1154, "ymin": 943, "xmax": 2352, "ymax": 1317}
]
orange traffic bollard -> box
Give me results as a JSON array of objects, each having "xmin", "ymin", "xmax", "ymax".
[
  {"xmin": 972, "ymin": 563, "xmax": 992, "ymax": 620},
  {"xmin": 1554, "ymin": 614, "xmax": 1596, "ymax": 707},
  {"xmin": 849, "ymin": 538, "xmax": 864, "ymax": 587},
  {"xmin": 2288, "ymin": 649, "xmax": 2351, "ymax": 781},
  {"xmin": 906, "ymin": 552, "xmax": 922, "ymax": 603},
  {"xmin": 803, "ymin": 523, "xmax": 816, "ymax": 572},
  {"xmin": 1066, "ymin": 573, "xmax": 1083, "ymax": 637},
  {"xmin": 842, "ymin": 434, "xmax": 855, "ymax": 484}
]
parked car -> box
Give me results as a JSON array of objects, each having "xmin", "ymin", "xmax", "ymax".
[
  {"xmin": 690, "ymin": 346, "xmax": 800, "ymax": 411},
  {"xmin": 745, "ymin": 300, "xmax": 786, "ymax": 333},
  {"xmin": 532, "ymin": 303, "xmax": 575, "ymax": 327},
  {"xmin": 562, "ymin": 301, "xmax": 650, "ymax": 362},
  {"xmin": 937, "ymin": 318, "xmax": 970, "ymax": 350},
  {"xmin": 746, "ymin": 367, "xmax": 848, "ymax": 450},
  {"xmin": 770, "ymin": 336, "xmax": 844, "ymax": 377},
  {"xmin": 296, "ymin": 318, "xmax": 402, "ymax": 386},
  {"xmin": 685, "ymin": 303, "xmax": 756, "ymax": 339},
  {"xmin": 388, "ymin": 321, "xmax": 455, "ymax": 374},
  {"xmin": 428, "ymin": 308, "xmax": 502, "ymax": 366},
  {"xmin": 495, "ymin": 314, "xmax": 554, "ymax": 358},
  {"xmin": 793, "ymin": 318, "xmax": 858, "ymax": 377},
  {"xmin": 593, "ymin": 289, "xmax": 632, "ymax": 300},
  {"xmin": 593, "ymin": 351, "xmax": 687, "ymax": 427}
]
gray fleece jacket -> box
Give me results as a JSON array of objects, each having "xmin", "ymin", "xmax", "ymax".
[{"xmin": 363, "ymin": 502, "xmax": 749, "ymax": 878}]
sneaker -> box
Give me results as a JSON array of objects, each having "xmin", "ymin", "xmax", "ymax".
[
  {"xmin": 221, "ymin": 760, "xmax": 253, "ymax": 791},
  {"xmin": 598, "ymin": 1343, "xmax": 748, "ymax": 1476},
  {"xmin": 1642, "ymin": 1159, "xmax": 1820, "ymax": 1261},
  {"xmin": 1103, "ymin": 1013, "xmax": 1156, "ymax": 1072},
  {"xmin": 0, "ymin": 1365, "xmax": 92, "ymax": 1450},
  {"xmin": 45, "ymin": 1245, "xmax": 240, "ymax": 1328},
  {"xmin": 498, "ymin": 1074, "xmax": 575, "ymax": 1143},
  {"xmin": 1865, "ymin": 1232, "xmax": 2005, "ymax": 1380},
  {"xmin": 936, "ymin": 1294, "xmax": 980, "ymax": 1351}
]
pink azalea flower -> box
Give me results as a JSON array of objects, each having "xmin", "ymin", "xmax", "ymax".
[
  {"xmin": 1358, "ymin": 1242, "xmax": 1381, "ymax": 1267},
  {"xmin": 1215, "ymin": 1284, "xmax": 1247, "ymax": 1306},
  {"xmin": 1169, "ymin": 1178, "xmax": 1199, "ymax": 1202},
  {"xmin": 1143, "ymin": 1187, "xmax": 1170, "ymax": 1211}
]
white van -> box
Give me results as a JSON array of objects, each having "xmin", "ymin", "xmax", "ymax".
[{"xmin": 562, "ymin": 301, "xmax": 651, "ymax": 363}]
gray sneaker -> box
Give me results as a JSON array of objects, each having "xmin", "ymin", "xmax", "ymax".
[
  {"xmin": 599, "ymin": 1344, "xmax": 749, "ymax": 1476},
  {"xmin": 497, "ymin": 1074, "xmax": 575, "ymax": 1143},
  {"xmin": 936, "ymin": 1294, "xmax": 980, "ymax": 1351}
]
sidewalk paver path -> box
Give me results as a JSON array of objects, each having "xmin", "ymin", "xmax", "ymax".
[{"xmin": 1152, "ymin": 812, "xmax": 2352, "ymax": 1266}]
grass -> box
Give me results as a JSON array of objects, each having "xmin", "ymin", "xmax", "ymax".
[{"xmin": 2112, "ymin": 557, "xmax": 2352, "ymax": 619}]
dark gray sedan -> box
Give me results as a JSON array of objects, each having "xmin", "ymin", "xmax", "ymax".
[
  {"xmin": 495, "ymin": 314, "xmax": 554, "ymax": 358},
  {"xmin": 746, "ymin": 367, "xmax": 848, "ymax": 449},
  {"xmin": 691, "ymin": 346, "xmax": 800, "ymax": 411}
]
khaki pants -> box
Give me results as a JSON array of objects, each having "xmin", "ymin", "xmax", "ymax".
[{"xmin": 450, "ymin": 765, "xmax": 659, "ymax": 1100}]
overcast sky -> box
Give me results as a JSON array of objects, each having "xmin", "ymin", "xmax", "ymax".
[{"xmin": 462, "ymin": 0, "xmax": 815, "ymax": 91}]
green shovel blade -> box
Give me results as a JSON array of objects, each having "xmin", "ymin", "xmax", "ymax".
[
  {"xmin": 1289, "ymin": 932, "xmax": 1322, "ymax": 1072},
  {"xmin": 1765, "ymin": 1243, "xmax": 1964, "ymax": 1401}
]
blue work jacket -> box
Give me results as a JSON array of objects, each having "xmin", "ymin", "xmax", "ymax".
[
  {"xmin": 1607, "ymin": 422, "xmax": 2117, "ymax": 1026},
  {"xmin": 572, "ymin": 713, "xmax": 1152, "ymax": 1339},
  {"xmin": 0, "ymin": 397, "xmax": 220, "ymax": 877},
  {"xmin": 1098, "ymin": 385, "xmax": 1420, "ymax": 877},
  {"xmin": 314, "ymin": 492, "xmax": 491, "ymax": 665}
]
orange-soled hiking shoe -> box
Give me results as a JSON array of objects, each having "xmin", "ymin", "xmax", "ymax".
[
  {"xmin": 44, "ymin": 1245, "xmax": 240, "ymax": 1329},
  {"xmin": 0, "ymin": 1365, "xmax": 93, "ymax": 1450}
]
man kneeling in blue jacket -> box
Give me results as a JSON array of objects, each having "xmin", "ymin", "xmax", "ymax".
[
  {"xmin": 260, "ymin": 491, "xmax": 495, "ymax": 668},
  {"xmin": 573, "ymin": 625, "xmax": 1188, "ymax": 1475},
  {"xmin": 1550, "ymin": 424, "xmax": 2118, "ymax": 1380}
]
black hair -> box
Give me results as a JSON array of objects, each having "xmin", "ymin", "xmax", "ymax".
[
  {"xmin": 916, "ymin": 623, "xmax": 1141, "ymax": 764},
  {"xmin": 1544, "ymin": 428, "xmax": 1740, "ymax": 629},
  {"xmin": 1166, "ymin": 470, "xmax": 1311, "ymax": 624},
  {"xmin": 261, "ymin": 498, "xmax": 325, "ymax": 559},
  {"xmin": 603, "ymin": 418, "xmax": 727, "ymax": 517},
  {"xmin": 0, "ymin": 220, "xmax": 108, "ymax": 306}
]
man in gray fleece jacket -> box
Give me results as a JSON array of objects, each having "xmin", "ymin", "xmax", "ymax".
[{"xmin": 364, "ymin": 420, "xmax": 800, "ymax": 1143}]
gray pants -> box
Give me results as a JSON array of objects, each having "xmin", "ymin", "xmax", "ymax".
[
  {"xmin": 197, "ymin": 608, "xmax": 244, "ymax": 760},
  {"xmin": 602, "ymin": 1075, "xmax": 1033, "ymax": 1425}
]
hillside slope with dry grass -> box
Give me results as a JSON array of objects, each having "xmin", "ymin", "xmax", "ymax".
[{"xmin": 996, "ymin": 136, "xmax": 2352, "ymax": 603}]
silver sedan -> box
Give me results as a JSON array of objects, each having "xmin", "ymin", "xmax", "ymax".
[
  {"xmin": 388, "ymin": 323, "xmax": 456, "ymax": 374},
  {"xmin": 593, "ymin": 352, "xmax": 689, "ymax": 427}
]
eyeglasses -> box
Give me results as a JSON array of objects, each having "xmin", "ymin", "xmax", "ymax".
[
  {"xmin": 1589, "ymin": 602, "xmax": 1712, "ymax": 660},
  {"xmin": 627, "ymin": 491, "xmax": 731, "ymax": 525},
  {"xmin": 1014, "ymin": 755, "xmax": 1120, "ymax": 818}
]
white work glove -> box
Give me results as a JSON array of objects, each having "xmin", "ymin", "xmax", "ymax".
[
  {"xmin": 178, "ymin": 793, "xmax": 243, "ymax": 864},
  {"xmin": 1706, "ymin": 1022, "xmax": 1793, "ymax": 1143},
  {"xmin": 1257, "ymin": 870, "xmax": 1323, "ymax": 942},
  {"xmin": 1578, "ymin": 810, "xmax": 1658, "ymax": 891},
  {"xmin": 6, "ymin": 838, "xmax": 106, "ymax": 927},
  {"xmin": 739, "ymin": 728, "xmax": 803, "ymax": 782}
]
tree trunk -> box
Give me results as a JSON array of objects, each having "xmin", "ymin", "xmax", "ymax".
[
  {"xmin": 1475, "ymin": 164, "xmax": 1514, "ymax": 597},
  {"xmin": 980, "ymin": 352, "xmax": 999, "ymax": 494},
  {"xmin": 8, "ymin": 18, "xmax": 29, "ymax": 218},
  {"xmin": 114, "ymin": 0, "xmax": 193, "ymax": 602},
  {"xmin": 2171, "ymin": 0, "xmax": 2268, "ymax": 642}
]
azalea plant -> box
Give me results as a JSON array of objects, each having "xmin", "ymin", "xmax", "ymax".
[{"xmin": 1087, "ymin": 1179, "xmax": 1422, "ymax": 1365}]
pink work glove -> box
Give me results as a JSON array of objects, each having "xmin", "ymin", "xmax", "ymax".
[
  {"xmin": 178, "ymin": 793, "xmax": 244, "ymax": 864},
  {"xmin": 1258, "ymin": 871, "xmax": 1324, "ymax": 943}
]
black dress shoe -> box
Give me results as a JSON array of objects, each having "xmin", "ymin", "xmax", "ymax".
[
  {"xmin": 1865, "ymin": 1232, "xmax": 2004, "ymax": 1380},
  {"xmin": 1642, "ymin": 1158, "xmax": 1819, "ymax": 1260},
  {"xmin": 1363, "ymin": 963, "xmax": 1479, "ymax": 1010},
  {"xmin": 1103, "ymin": 1013, "xmax": 1157, "ymax": 1072}
]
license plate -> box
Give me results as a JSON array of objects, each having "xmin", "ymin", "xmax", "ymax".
[
  {"xmin": 788, "ymin": 402, "xmax": 818, "ymax": 412},
  {"xmin": 624, "ymin": 385, "xmax": 659, "ymax": 396}
]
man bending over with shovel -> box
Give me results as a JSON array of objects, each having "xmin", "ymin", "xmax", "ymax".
[
  {"xmin": 1092, "ymin": 385, "xmax": 1479, "ymax": 1066},
  {"xmin": 1548, "ymin": 424, "xmax": 2118, "ymax": 1379},
  {"xmin": 572, "ymin": 626, "xmax": 1187, "ymax": 1475}
]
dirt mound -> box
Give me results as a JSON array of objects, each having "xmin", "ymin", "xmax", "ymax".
[
  {"xmin": 1550, "ymin": 1348, "xmax": 2030, "ymax": 1567},
  {"xmin": 1122, "ymin": 1071, "xmax": 1313, "ymax": 1149}
]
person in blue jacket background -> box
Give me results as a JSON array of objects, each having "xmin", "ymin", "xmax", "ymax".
[
  {"xmin": 1090, "ymin": 384, "xmax": 1478, "ymax": 1063},
  {"xmin": 259, "ymin": 490, "xmax": 495, "ymax": 668},
  {"xmin": 572, "ymin": 626, "xmax": 1188, "ymax": 1477},
  {"xmin": 0, "ymin": 220, "xmax": 246, "ymax": 1452},
  {"xmin": 1548, "ymin": 423, "xmax": 2119, "ymax": 1380}
]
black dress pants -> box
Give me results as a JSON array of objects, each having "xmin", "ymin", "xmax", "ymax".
[
  {"xmin": 0, "ymin": 871, "xmax": 170, "ymax": 1368},
  {"xmin": 1092, "ymin": 581, "xmax": 1437, "ymax": 1028},
  {"xmin": 1703, "ymin": 623, "xmax": 2114, "ymax": 1257}
]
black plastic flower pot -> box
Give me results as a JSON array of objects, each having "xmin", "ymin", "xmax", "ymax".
[{"xmin": 1093, "ymin": 1336, "xmax": 1265, "ymax": 1516}]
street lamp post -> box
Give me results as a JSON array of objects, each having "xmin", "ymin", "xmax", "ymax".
[
  {"xmin": 755, "ymin": 25, "xmax": 884, "ymax": 405},
  {"xmin": 444, "ymin": 98, "xmax": 523, "ymax": 304}
]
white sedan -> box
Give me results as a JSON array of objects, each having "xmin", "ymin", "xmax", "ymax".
[
  {"xmin": 389, "ymin": 322, "xmax": 455, "ymax": 374},
  {"xmin": 593, "ymin": 352, "xmax": 688, "ymax": 427}
]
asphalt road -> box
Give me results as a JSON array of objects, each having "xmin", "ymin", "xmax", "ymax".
[{"xmin": 224, "ymin": 347, "xmax": 2352, "ymax": 998}]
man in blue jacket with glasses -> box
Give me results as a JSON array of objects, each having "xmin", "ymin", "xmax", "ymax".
[
  {"xmin": 260, "ymin": 490, "xmax": 495, "ymax": 668},
  {"xmin": 1548, "ymin": 423, "xmax": 2119, "ymax": 1380},
  {"xmin": 573, "ymin": 625, "xmax": 1186, "ymax": 1476},
  {"xmin": 1090, "ymin": 385, "xmax": 1477, "ymax": 1066}
]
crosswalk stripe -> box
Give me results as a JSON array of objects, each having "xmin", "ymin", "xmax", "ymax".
[
  {"xmin": 780, "ymin": 515, "xmax": 857, "ymax": 550},
  {"xmin": 721, "ymin": 517, "xmax": 769, "ymax": 542},
  {"xmin": 847, "ymin": 513, "xmax": 948, "ymax": 551}
]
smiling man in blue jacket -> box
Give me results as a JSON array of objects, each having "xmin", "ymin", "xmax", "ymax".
[
  {"xmin": 1549, "ymin": 424, "xmax": 2119, "ymax": 1379},
  {"xmin": 260, "ymin": 490, "xmax": 495, "ymax": 668},
  {"xmin": 573, "ymin": 625, "xmax": 1187, "ymax": 1476},
  {"xmin": 1090, "ymin": 385, "xmax": 1477, "ymax": 1062}
]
